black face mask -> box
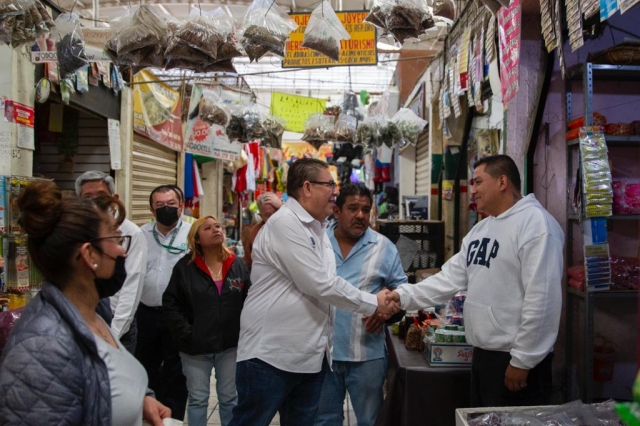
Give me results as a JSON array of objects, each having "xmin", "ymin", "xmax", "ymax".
[
  {"xmin": 155, "ymin": 206, "xmax": 180, "ymax": 227},
  {"xmin": 94, "ymin": 255, "xmax": 127, "ymax": 299}
]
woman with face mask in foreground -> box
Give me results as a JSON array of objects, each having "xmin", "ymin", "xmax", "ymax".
[{"xmin": 0, "ymin": 180, "xmax": 171, "ymax": 426}]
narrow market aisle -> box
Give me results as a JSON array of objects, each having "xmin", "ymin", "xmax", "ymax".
[{"xmin": 184, "ymin": 374, "xmax": 356, "ymax": 425}]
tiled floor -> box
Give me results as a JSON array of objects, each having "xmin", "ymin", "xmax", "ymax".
[{"xmin": 185, "ymin": 375, "xmax": 356, "ymax": 425}]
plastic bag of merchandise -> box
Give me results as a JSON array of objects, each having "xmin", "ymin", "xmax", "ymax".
[
  {"xmin": 391, "ymin": 108, "xmax": 428, "ymax": 145},
  {"xmin": 116, "ymin": 5, "xmax": 167, "ymax": 58},
  {"xmin": 262, "ymin": 116, "xmax": 286, "ymax": 149},
  {"xmin": 166, "ymin": 9, "xmax": 223, "ymax": 63},
  {"xmin": 0, "ymin": 0, "xmax": 24, "ymax": 19},
  {"xmin": 342, "ymin": 91, "xmax": 364, "ymax": 121},
  {"xmin": 303, "ymin": 113, "xmax": 335, "ymax": 150},
  {"xmin": 335, "ymin": 114, "xmax": 357, "ymax": 143},
  {"xmin": 51, "ymin": 13, "xmax": 88, "ymax": 79},
  {"xmin": 302, "ymin": 0, "xmax": 350, "ymax": 62},
  {"xmin": 236, "ymin": 102, "xmax": 266, "ymax": 142},
  {"xmin": 198, "ymin": 88, "xmax": 231, "ymax": 127},
  {"xmin": 105, "ymin": 6, "xmax": 167, "ymax": 67},
  {"xmin": 242, "ymin": 0, "xmax": 297, "ymax": 56}
]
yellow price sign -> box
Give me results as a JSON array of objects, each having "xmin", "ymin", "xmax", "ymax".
[{"xmin": 270, "ymin": 92, "xmax": 326, "ymax": 133}]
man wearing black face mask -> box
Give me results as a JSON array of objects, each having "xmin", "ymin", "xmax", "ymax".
[{"xmin": 138, "ymin": 185, "xmax": 192, "ymax": 421}]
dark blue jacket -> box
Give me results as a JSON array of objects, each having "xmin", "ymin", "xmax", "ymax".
[{"xmin": 0, "ymin": 283, "xmax": 111, "ymax": 425}]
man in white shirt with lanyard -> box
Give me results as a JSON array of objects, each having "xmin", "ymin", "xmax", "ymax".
[
  {"xmin": 229, "ymin": 158, "xmax": 400, "ymax": 426},
  {"xmin": 75, "ymin": 171, "xmax": 148, "ymax": 355},
  {"xmin": 137, "ymin": 184, "xmax": 192, "ymax": 421}
]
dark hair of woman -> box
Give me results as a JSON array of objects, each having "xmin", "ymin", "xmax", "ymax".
[{"xmin": 17, "ymin": 180, "xmax": 124, "ymax": 288}]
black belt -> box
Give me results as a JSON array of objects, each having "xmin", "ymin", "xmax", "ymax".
[{"xmin": 139, "ymin": 303, "xmax": 163, "ymax": 312}]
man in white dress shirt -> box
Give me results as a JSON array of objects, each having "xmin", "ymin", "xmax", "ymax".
[
  {"xmin": 229, "ymin": 158, "xmax": 399, "ymax": 426},
  {"xmin": 75, "ymin": 171, "xmax": 147, "ymax": 355},
  {"xmin": 137, "ymin": 185, "xmax": 192, "ymax": 421}
]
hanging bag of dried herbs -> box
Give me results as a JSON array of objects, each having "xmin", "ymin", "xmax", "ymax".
[
  {"xmin": 51, "ymin": 12, "xmax": 88, "ymax": 79},
  {"xmin": 365, "ymin": 0, "xmax": 434, "ymax": 44},
  {"xmin": 335, "ymin": 113, "xmax": 358, "ymax": 143},
  {"xmin": 302, "ymin": 0, "xmax": 349, "ymax": 62},
  {"xmin": 390, "ymin": 107, "xmax": 428, "ymax": 146},
  {"xmin": 262, "ymin": 116, "xmax": 286, "ymax": 149},
  {"xmin": 242, "ymin": 0, "xmax": 297, "ymax": 60},
  {"xmin": 303, "ymin": 113, "xmax": 335, "ymax": 149},
  {"xmin": 105, "ymin": 5, "xmax": 166, "ymax": 67},
  {"xmin": 2, "ymin": 0, "xmax": 52, "ymax": 48},
  {"xmin": 209, "ymin": 7, "xmax": 243, "ymax": 62},
  {"xmin": 199, "ymin": 88, "xmax": 231, "ymax": 128},
  {"xmin": 165, "ymin": 8, "xmax": 224, "ymax": 69},
  {"xmin": 237, "ymin": 102, "xmax": 267, "ymax": 142}
]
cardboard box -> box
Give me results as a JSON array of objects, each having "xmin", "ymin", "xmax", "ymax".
[
  {"xmin": 455, "ymin": 405, "xmax": 554, "ymax": 426},
  {"xmin": 425, "ymin": 340, "xmax": 474, "ymax": 366}
]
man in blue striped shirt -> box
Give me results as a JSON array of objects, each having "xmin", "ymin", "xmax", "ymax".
[{"xmin": 315, "ymin": 183, "xmax": 407, "ymax": 426}]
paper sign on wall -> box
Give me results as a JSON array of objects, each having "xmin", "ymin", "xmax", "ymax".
[
  {"xmin": 108, "ymin": 119, "xmax": 122, "ymax": 170},
  {"xmin": 497, "ymin": 0, "xmax": 521, "ymax": 107}
]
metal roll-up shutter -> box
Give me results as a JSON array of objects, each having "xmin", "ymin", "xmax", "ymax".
[
  {"xmin": 34, "ymin": 108, "xmax": 110, "ymax": 192},
  {"xmin": 131, "ymin": 134, "xmax": 178, "ymax": 226},
  {"xmin": 415, "ymin": 130, "xmax": 430, "ymax": 195}
]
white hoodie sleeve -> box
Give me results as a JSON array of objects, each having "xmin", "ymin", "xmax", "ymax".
[
  {"xmin": 509, "ymin": 232, "xmax": 563, "ymax": 369},
  {"xmin": 395, "ymin": 245, "xmax": 469, "ymax": 311}
]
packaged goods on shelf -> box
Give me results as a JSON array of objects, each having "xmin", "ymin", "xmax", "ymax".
[
  {"xmin": 579, "ymin": 127, "xmax": 613, "ymax": 218},
  {"xmin": 612, "ymin": 179, "xmax": 640, "ymax": 215}
]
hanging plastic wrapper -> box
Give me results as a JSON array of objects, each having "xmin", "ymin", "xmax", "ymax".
[
  {"xmin": 242, "ymin": 0, "xmax": 298, "ymax": 61},
  {"xmin": 199, "ymin": 88, "xmax": 231, "ymax": 128},
  {"xmin": 303, "ymin": 113, "xmax": 335, "ymax": 150},
  {"xmin": 165, "ymin": 9, "xmax": 224, "ymax": 67},
  {"xmin": 302, "ymin": 0, "xmax": 350, "ymax": 62},
  {"xmin": 236, "ymin": 102, "xmax": 267, "ymax": 142},
  {"xmin": 51, "ymin": 13, "xmax": 88, "ymax": 79},
  {"xmin": 1, "ymin": 0, "xmax": 54, "ymax": 47},
  {"xmin": 335, "ymin": 114, "xmax": 357, "ymax": 143},
  {"xmin": 391, "ymin": 108, "xmax": 428, "ymax": 146},
  {"xmin": 364, "ymin": 0, "xmax": 434, "ymax": 44},
  {"xmin": 110, "ymin": 5, "xmax": 167, "ymax": 67},
  {"xmin": 262, "ymin": 116, "xmax": 286, "ymax": 149},
  {"xmin": 342, "ymin": 91, "xmax": 364, "ymax": 121}
]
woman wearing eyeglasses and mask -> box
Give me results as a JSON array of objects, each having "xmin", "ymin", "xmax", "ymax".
[
  {"xmin": 163, "ymin": 216, "xmax": 251, "ymax": 426},
  {"xmin": 0, "ymin": 180, "xmax": 171, "ymax": 426}
]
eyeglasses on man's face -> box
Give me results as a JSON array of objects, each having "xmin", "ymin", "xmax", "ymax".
[
  {"xmin": 309, "ymin": 180, "xmax": 337, "ymax": 190},
  {"xmin": 91, "ymin": 235, "xmax": 132, "ymax": 254}
]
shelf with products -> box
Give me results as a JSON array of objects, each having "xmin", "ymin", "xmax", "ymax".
[
  {"xmin": 564, "ymin": 62, "xmax": 640, "ymax": 404},
  {"xmin": 568, "ymin": 135, "xmax": 640, "ymax": 146}
]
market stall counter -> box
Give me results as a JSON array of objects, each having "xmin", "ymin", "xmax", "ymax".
[{"xmin": 376, "ymin": 327, "xmax": 471, "ymax": 426}]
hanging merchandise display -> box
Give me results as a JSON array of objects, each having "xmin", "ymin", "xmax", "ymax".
[
  {"xmin": 0, "ymin": 0, "xmax": 54, "ymax": 48},
  {"xmin": 302, "ymin": 113, "xmax": 336, "ymax": 150},
  {"xmin": 496, "ymin": 0, "xmax": 520, "ymax": 107},
  {"xmin": 390, "ymin": 108, "xmax": 428, "ymax": 146},
  {"xmin": 104, "ymin": 5, "xmax": 167, "ymax": 68},
  {"xmin": 51, "ymin": 13, "xmax": 88, "ymax": 79},
  {"xmin": 241, "ymin": 0, "xmax": 298, "ymax": 62},
  {"xmin": 579, "ymin": 127, "xmax": 613, "ymax": 218},
  {"xmin": 539, "ymin": 0, "xmax": 558, "ymax": 53},
  {"xmin": 565, "ymin": 0, "xmax": 584, "ymax": 52},
  {"xmin": 302, "ymin": 0, "xmax": 350, "ymax": 62},
  {"xmin": 364, "ymin": 0, "xmax": 435, "ymax": 44}
]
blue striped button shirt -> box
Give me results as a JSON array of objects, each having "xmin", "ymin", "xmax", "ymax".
[{"xmin": 328, "ymin": 223, "xmax": 408, "ymax": 362}]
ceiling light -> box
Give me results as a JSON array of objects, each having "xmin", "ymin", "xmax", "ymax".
[{"xmin": 377, "ymin": 41, "xmax": 401, "ymax": 51}]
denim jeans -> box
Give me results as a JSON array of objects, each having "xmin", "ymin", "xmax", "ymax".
[
  {"xmin": 229, "ymin": 358, "xmax": 328, "ymax": 426},
  {"xmin": 180, "ymin": 348, "xmax": 238, "ymax": 426},
  {"xmin": 314, "ymin": 358, "xmax": 387, "ymax": 426}
]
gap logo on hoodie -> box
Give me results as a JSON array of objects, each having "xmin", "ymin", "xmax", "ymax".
[{"xmin": 467, "ymin": 238, "xmax": 500, "ymax": 268}]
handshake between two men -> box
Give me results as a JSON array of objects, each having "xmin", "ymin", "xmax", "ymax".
[{"xmin": 362, "ymin": 289, "xmax": 402, "ymax": 334}]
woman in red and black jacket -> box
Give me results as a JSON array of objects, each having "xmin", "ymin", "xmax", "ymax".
[{"xmin": 163, "ymin": 216, "xmax": 250, "ymax": 426}]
